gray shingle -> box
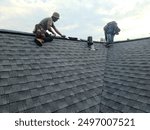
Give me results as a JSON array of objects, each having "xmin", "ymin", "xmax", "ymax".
[
  {"xmin": 0, "ymin": 87, "xmax": 4, "ymax": 95},
  {"xmin": 9, "ymin": 102, "xmax": 19, "ymax": 112},
  {"xmin": 0, "ymin": 104, "xmax": 9, "ymax": 112},
  {"xmin": 0, "ymin": 94, "xmax": 9, "ymax": 105}
]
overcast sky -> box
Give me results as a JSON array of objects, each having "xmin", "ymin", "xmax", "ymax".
[{"xmin": 0, "ymin": 0, "xmax": 150, "ymax": 41}]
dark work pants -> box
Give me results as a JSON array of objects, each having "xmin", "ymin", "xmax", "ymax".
[
  {"xmin": 44, "ymin": 33, "xmax": 54, "ymax": 42},
  {"xmin": 106, "ymin": 34, "xmax": 114, "ymax": 44}
]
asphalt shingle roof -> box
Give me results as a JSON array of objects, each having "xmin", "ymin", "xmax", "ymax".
[
  {"xmin": 101, "ymin": 39, "xmax": 150, "ymax": 112},
  {"xmin": 0, "ymin": 29, "xmax": 150, "ymax": 113}
]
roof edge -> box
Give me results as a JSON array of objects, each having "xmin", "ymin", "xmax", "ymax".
[
  {"xmin": 0, "ymin": 29, "xmax": 87, "ymax": 43},
  {"xmin": 0, "ymin": 29, "xmax": 34, "ymax": 36},
  {"xmin": 0, "ymin": 29, "xmax": 79, "ymax": 41},
  {"xmin": 0, "ymin": 29, "xmax": 150, "ymax": 44},
  {"xmin": 0, "ymin": 29, "xmax": 67, "ymax": 39},
  {"xmin": 114, "ymin": 37, "xmax": 150, "ymax": 44}
]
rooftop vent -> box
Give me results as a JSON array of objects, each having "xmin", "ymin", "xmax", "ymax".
[{"xmin": 87, "ymin": 36, "xmax": 95, "ymax": 51}]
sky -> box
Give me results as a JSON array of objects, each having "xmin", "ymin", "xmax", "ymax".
[{"xmin": 0, "ymin": 0, "xmax": 150, "ymax": 41}]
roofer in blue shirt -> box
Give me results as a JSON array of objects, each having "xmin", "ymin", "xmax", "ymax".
[
  {"xmin": 103, "ymin": 21, "xmax": 120, "ymax": 47},
  {"xmin": 33, "ymin": 12, "xmax": 66, "ymax": 46}
]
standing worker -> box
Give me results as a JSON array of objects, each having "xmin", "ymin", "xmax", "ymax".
[{"xmin": 104, "ymin": 21, "xmax": 120, "ymax": 47}]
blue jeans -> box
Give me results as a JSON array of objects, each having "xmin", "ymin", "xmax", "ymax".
[{"xmin": 106, "ymin": 34, "xmax": 114, "ymax": 44}]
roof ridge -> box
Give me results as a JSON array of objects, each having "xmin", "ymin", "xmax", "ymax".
[
  {"xmin": 0, "ymin": 29, "xmax": 150, "ymax": 44},
  {"xmin": 114, "ymin": 37, "xmax": 150, "ymax": 44},
  {"xmin": 0, "ymin": 29, "xmax": 34, "ymax": 36}
]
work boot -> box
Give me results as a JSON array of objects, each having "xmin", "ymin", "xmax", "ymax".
[
  {"xmin": 104, "ymin": 42, "xmax": 110, "ymax": 48},
  {"xmin": 35, "ymin": 38, "xmax": 44, "ymax": 46}
]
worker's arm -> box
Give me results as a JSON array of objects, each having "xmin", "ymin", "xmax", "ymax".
[
  {"xmin": 47, "ymin": 19, "xmax": 56, "ymax": 36},
  {"xmin": 52, "ymin": 24, "xmax": 65, "ymax": 37}
]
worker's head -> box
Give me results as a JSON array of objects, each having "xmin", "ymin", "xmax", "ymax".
[
  {"xmin": 111, "ymin": 21, "xmax": 117, "ymax": 25},
  {"xmin": 52, "ymin": 12, "xmax": 60, "ymax": 22}
]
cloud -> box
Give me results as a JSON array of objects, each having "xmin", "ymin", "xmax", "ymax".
[
  {"xmin": 0, "ymin": 0, "xmax": 59, "ymax": 31},
  {"xmin": 59, "ymin": 24, "xmax": 79, "ymax": 31},
  {"xmin": 95, "ymin": 0, "xmax": 150, "ymax": 40},
  {"xmin": 0, "ymin": 0, "xmax": 150, "ymax": 41}
]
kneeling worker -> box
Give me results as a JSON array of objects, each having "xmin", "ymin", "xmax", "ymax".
[{"xmin": 33, "ymin": 12, "xmax": 66, "ymax": 46}]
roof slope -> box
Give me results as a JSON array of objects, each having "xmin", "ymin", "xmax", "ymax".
[
  {"xmin": 0, "ymin": 30, "xmax": 107, "ymax": 112},
  {"xmin": 0, "ymin": 30, "xmax": 150, "ymax": 113},
  {"xmin": 101, "ymin": 39, "xmax": 150, "ymax": 112}
]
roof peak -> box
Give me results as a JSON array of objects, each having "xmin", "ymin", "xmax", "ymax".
[{"xmin": 0, "ymin": 29, "xmax": 150, "ymax": 43}]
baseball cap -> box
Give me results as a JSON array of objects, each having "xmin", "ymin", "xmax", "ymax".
[{"xmin": 52, "ymin": 12, "xmax": 60, "ymax": 19}]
